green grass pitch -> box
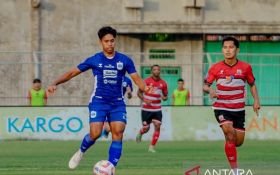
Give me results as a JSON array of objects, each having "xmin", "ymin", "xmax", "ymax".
[{"xmin": 0, "ymin": 140, "xmax": 279, "ymax": 175}]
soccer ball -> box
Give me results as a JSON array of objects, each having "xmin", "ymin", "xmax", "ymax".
[{"xmin": 93, "ymin": 160, "xmax": 115, "ymax": 175}]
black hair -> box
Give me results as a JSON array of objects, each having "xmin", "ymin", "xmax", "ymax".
[
  {"xmin": 98, "ymin": 26, "xmax": 117, "ymax": 40},
  {"xmin": 151, "ymin": 64, "xmax": 160, "ymax": 70},
  {"xmin": 222, "ymin": 36, "xmax": 239, "ymax": 48},
  {"xmin": 33, "ymin": 78, "xmax": 41, "ymax": 83},
  {"xmin": 177, "ymin": 78, "xmax": 184, "ymax": 82}
]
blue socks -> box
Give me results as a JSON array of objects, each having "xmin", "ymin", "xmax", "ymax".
[
  {"xmin": 80, "ymin": 134, "xmax": 122, "ymax": 167},
  {"xmin": 108, "ymin": 141, "xmax": 122, "ymax": 166},
  {"xmin": 80, "ymin": 133, "xmax": 95, "ymax": 153}
]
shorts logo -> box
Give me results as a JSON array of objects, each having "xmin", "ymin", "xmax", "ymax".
[
  {"xmin": 117, "ymin": 61, "xmax": 123, "ymax": 70},
  {"xmin": 90, "ymin": 111, "xmax": 97, "ymax": 118},
  {"xmin": 122, "ymin": 113, "xmax": 127, "ymax": 120},
  {"xmin": 218, "ymin": 115, "xmax": 225, "ymax": 122}
]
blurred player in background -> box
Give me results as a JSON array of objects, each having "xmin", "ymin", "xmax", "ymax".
[
  {"xmin": 100, "ymin": 76, "xmax": 133, "ymax": 138},
  {"xmin": 28, "ymin": 78, "xmax": 48, "ymax": 106},
  {"xmin": 172, "ymin": 78, "xmax": 190, "ymax": 106},
  {"xmin": 203, "ymin": 36, "xmax": 260, "ymax": 174},
  {"xmin": 47, "ymin": 26, "xmax": 147, "ymax": 169},
  {"xmin": 136, "ymin": 65, "xmax": 168, "ymax": 153}
]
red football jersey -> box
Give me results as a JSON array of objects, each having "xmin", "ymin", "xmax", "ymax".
[
  {"xmin": 205, "ymin": 60, "xmax": 255, "ymax": 111},
  {"xmin": 142, "ymin": 77, "xmax": 168, "ymax": 111}
]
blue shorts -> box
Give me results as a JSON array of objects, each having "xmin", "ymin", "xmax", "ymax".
[{"xmin": 88, "ymin": 99, "xmax": 127, "ymax": 123}]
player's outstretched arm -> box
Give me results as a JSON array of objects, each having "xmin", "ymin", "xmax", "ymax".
[
  {"xmin": 250, "ymin": 84, "xmax": 261, "ymax": 116},
  {"xmin": 129, "ymin": 73, "xmax": 146, "ymax": 92},
  {"xmin": 48, "ymin": 67, "xmax": 82, "ymax": 94}
]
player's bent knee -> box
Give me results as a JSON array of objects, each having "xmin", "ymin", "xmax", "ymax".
[
  {"xmin": 143, "ymin": 121, "xmax": 148, "ymax": 126},
  {"xmin": 236, "ymin": 142, "xmax": 243, "ymax": 147},
  {"xmin": 90, "ymin": 132, "xmax": 101, "ymax": 140},
  {"xmin": 143, "ymin": 125, "xmax": 150, "ymax": 132},
  {"xmin": 224, "ymin": 132, "xmax": 236, "ymax": 142},
  {"xmin": 111, "ymin": 132, "xmax": 124, "ymax": 140}
]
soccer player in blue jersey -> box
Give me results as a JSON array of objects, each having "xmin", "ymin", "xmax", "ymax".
[
  {"xmin": 47, "ymin": 26, "xmax": 147, "ymax": 169},
  {"xmin": 101, "ymin": 75, "xmax": 133, "ymax": 138}
]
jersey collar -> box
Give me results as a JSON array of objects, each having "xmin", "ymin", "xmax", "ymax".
[{"xmin": 223, "ymin": 59, "xmax": 238, "ymax": 67}]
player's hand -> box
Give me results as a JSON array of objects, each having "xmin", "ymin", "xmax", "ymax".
[
  {"xmin": 253, "ymin": 100, "xmax": 260, "ymax": 116},
  {"xmin": 209, "ymin": 88, "xmax": 218, "ymax": 99},
  {"xmin": 47, "ymin": 85, "xmax": 57, "ymax": 94},
  {"xmin": 143, "ymin": 99, "xmax": 152, "ymax": 105},
  {"xmin": 144, "ymin": 86, "xmax": 150, "ymax": 93},
  {"xmin": 162, "ymin": 96, "xmax": 168, "ymax": 101}
]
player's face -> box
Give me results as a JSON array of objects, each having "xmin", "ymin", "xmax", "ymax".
[
  {"xmin": 100, "ymin": 34, "xmax": 115, "ymax": 54},
  {"xmin": 152, "ymin": 66, "xmax": 161, "ymax": 78},
  {"xmin": 222, "ymin": 41, "xmax": 239, "ymax": 60},
  {"xmin": 177, "ymin": 81, "xmax": 184, "ymax": 89},
  {"xmin": 33, "ymin": 82, "xmax": 41, "ymax": 90}
]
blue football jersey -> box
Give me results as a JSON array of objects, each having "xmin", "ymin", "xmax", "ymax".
[
  {"xmin": 77, "ymin": 52, "xmax": 136, "ymax": 103},
  {"xmin": 122, "ymin": 76, "xmax": 133, "ymax": 95}
]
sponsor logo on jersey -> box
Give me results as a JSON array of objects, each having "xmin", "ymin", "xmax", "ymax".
[
  {"xmin": 103, "ymin": 70, "xmax": 118, "ymax": 78},
  {"xmin": 104, "ymin": 64, "xmax": 114, "ymax": 68},
  {"xmin": 98, "ymin": 63, "xmax": 102, "ymax": 68},
  {"xmin": 225, "ymin": 75, "xmax": 234, "ymax": 83},
  {"xmin": 117, "ymin": 61, "xmax": 123, "ymax": 70},
  {"xmin": 104, "ymin": 79, "xmax": 117, "ymax": 84}
]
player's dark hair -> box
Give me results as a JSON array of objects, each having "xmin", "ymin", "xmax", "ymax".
[
  {"xmin": 98, "ymin": 26, "xmax": 117, "ymax": 40},
  {"xmin": 222, "ymin": 36, "xmax": 239, "ymax": 48},
  {"xmin": 151, "ymin": 64, "xmax": 160, "ymax": 70},
  {"xmin": 177, "ymin": 78, "xmax": 184, "ymax": 82},
  {"xmin": 33, "ymin": 78, "xmax": 41, "ymax": 83}
]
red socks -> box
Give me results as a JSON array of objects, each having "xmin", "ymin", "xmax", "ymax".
[
  {"xmin": 151, "ymin": 131, "xmax": 160, "ymax": 146},
  {"xmin": 225, "ymin": 141, "xmax": 238, "ymax": 169}
]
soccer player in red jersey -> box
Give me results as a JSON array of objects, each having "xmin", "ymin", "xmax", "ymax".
[
  {"xmin": 203, "ymin": 36, "xmax": 260, "ymax": 174},
  {"xmin": 136, "ymin": 65, "xmax": 168, "ymax": 153}
]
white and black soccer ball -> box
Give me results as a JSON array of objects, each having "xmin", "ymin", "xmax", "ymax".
[{"xmin": 93, "ymin": 160, "xmax": 115, "ymax": 175}]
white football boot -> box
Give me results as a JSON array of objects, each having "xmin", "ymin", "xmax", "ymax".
[{"xmin": 68, "ymin": 149, "xmax": 84, "ymax": 169}]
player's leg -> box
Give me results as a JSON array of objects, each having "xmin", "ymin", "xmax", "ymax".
[
  {"xmin": 69, "ymin": 122, "xmax": 104, "ymax": 169},
  {"xmin": 215, "ymin": 110, "xmax": 238, "ymax": 171},
  {"xmin": 136, "ymin": 110, "xmax": 151, "ymax": 143},
  {"xmin": 100, "ymin": 121, "xmax": 111, "ymax": 139},
  {"xmin": 221, "ymin": 123, "xmax": 238, "ymax": 169},
  {"xmin": 235, "ymin": 130, "xmax": 245, "ymax": 147},
  {"xmin": 107, "ymin": 105, "xmax": 127, "ymax": 167},
  {"xmin": 108, "ymin": 121, "xmax": 126, "ymax": 166},
  {"xmin": 148, "ymin": 111, "xmax": 162, "ymax": 153},
  {"xmin": 69, "ymin": 103, "xmax": 107, "ymax": 169},
  {"xmin": 233, "ymin": 111, "xmax": 246, "ymax": 147}
]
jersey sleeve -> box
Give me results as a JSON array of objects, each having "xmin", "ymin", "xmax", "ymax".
[
  {"xmin": 246, "ymin": 65, "xmax": 255, "ymax": 85},
  {"xmin": 125, "ymin": 57, "xmax": 137, "ymax": 74},
  {"xmin": 204, "ymin": 65, "xmax": 216, "ymax": 85},
  {"xmin": 77, "ymin": 57, "xmax": 93, "ymax": 72}
]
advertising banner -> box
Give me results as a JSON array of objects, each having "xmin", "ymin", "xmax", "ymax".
[{"xmin": 0, "ymin": 106, "xmax": 279, "ymax": 140}]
